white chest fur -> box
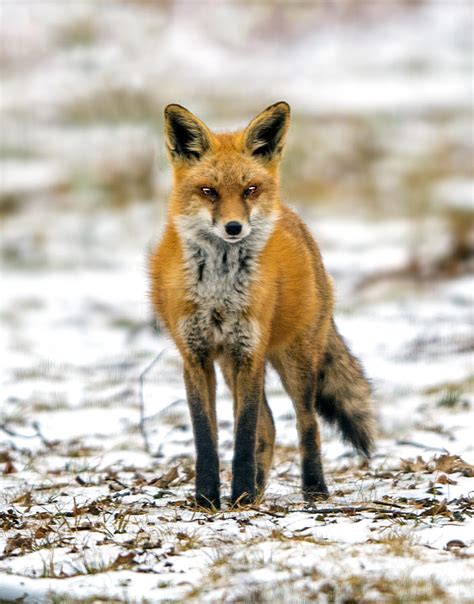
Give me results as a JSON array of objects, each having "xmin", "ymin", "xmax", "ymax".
[
  {"xmin": 181, "ymin": 238, "xmax": 259, "ymax": 353},
  {"xmin": 175, "ymin": 213, "xmax": 275, "ymax": 357}
]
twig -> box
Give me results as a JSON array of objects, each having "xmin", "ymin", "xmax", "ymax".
[
  {"xmin": 301, "ymin": 505, "xmax": 419, "ymax": 518},
  {"xmin": 396, "ymin": 439, "xmax": 448, "ymax": 453},
  {"xmin": 31, "ymin": 421, "xmax": 55, "ymax": 448},
  {"xmin": 142, "ymin": 399, "xmax": 187, "ymax": 424},
  {"xmin": 249, "ymin": 506, "xmax": 286, "ymax": 518},
  {"xmin": 0, "ymin": 423, "xmax": 37, "ymax": 439},
  {"xmin": 0, "ymin": 421, "xmax": 55, "ymax": 448},
  {"xmin": 155, "ymin": 424, "xmax": 183, "ymax": 458},
  {"xmin": 373, "ymin": 499, "xmax": 404, "ymax": 509},
  {"xmin": 138, "ymin": 349, "xmax": 165, "ymax": 454}
]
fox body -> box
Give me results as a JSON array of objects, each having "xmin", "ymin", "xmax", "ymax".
[{"xmin": 150, "ymin": 102, "xmax": 375, "ymax": 508}]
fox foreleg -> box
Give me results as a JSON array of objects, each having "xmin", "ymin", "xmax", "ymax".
[
  {"xmin": 183, "ymin": 360, "xmax": 220, "ymax": 509},
  {"xmin": 230, "ymin": 362, "xmax": 265, "ymax": 505}
]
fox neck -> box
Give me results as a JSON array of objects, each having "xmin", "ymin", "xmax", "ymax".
[{"xmin": 176, "ymin": 210, "xmax": 277, "ymax": 307}]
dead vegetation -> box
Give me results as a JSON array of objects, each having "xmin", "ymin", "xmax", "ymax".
[
  {"xmin": 1, "ymin": 444, "xmax": 472, "ymax": 601},
  {"xmin": 62, "ymin": 88, "xmax": 162, "ymax": 127},
  {"xmin": 55, "ymin": 18, "xmax": 98, "ymax": 49}
]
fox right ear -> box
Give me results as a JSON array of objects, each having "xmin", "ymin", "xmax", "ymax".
[{"xmin": 164, "ymin": 104, "xmax": 211, "ymax": 163}]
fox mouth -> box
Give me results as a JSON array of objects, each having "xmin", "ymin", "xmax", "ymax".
[{"xmin": 222, "ymin": 234, "xmax": 246, "ymax": 244}]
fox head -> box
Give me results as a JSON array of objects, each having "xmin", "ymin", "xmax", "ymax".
[{"xmin": 164, "ymin": 102, "xmax": 290, "ymax": 244}]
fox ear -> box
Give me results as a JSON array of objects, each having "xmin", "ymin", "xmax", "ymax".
[
  {"xmin": 164, "ymin": 104, "xmax": 211, "ymax": 162},
  {"xmin": 244, "ymin": 101, "xmax": 290, "ymax": 162}
]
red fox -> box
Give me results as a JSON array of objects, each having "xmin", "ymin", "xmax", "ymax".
[{"xmin": 149, "ymin": 102, "xmax": 375, "ymax": 508}]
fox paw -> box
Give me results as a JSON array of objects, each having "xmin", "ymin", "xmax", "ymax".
[
  {"xmin": 231, "ymin": 487, "xmax": 257, "ymax": 507},
  {"xmin": 303, "ymin": 484, "xmax": 330, "ymax": 502},
  {"xmin": 195, "ymin": 492, "xmax": 221, "ymax": 510}
]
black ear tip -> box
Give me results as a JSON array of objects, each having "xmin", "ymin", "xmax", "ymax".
[
  {"xmin": 267, "ymin": 101, "xmax": 290, "ymax": 114},
  {"xmin": 164, "ymin": 103, "xmax": 189, "ymax": 118}
]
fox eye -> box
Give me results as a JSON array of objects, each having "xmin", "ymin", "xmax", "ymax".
[
  {"xmin": 201, "ymin": 187, "xmax": 218, "ymax": 200},
  {"xmin": 243, "ymin": 185, "xmax": 257, "ymax": 199}
]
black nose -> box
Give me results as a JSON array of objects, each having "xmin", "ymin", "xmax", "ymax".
[{"xmin": 225, "ymin": 221, "xmax": 242, "ymax": 236}]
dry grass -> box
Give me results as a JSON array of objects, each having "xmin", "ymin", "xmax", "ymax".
[
  {"xmin": 369, "ymin": 525, "xmax": 421, "ymax": 557},
  {"xmin": 71, "ymin": 150, "xmax": 155, "ymax": 207},
  {"xmin": 55, "ymin": 18, "xmax": 98, "ymax": 48},
  {"xmin": 335, "ymin": 573, "xmax": 448, "ymax": 604},
  {"xmin": 62, "ymin": 88, "xmax": 161, "ymax": 126}
]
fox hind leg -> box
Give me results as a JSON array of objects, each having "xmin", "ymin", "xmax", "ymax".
[{"xmin": 271, "ymin": 346, "xmax": 329, "ymax": 501}]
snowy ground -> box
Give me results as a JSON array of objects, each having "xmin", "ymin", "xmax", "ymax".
[
  {"xmin": 1, "ymin": 1, "xmax": 473, "ymax": 602},
  {"xmin": 1, "ymin": 200, "xmax": 473, "ymax": 603}
]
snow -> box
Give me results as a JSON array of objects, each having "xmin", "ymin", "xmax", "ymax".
[
  {"xmin": 0, "ymin": 161, "xmax": 68, "ymax": 199},
  {"xmin": 434, "ymin": 179, "xmax": 474, "ymax": 212},
  {"xmin": 1, "ymin": 197, "xmax": 472, "ymax": 601}
]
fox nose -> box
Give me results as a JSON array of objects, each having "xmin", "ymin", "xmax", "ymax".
[{"xmin": 225, "ymin": 221, "xmax": 242, "ymax": 236}]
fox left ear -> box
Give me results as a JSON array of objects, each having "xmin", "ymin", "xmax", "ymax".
[{"xmin": 244, "ymin": 101, "xmax": 290, "ymax": 162}]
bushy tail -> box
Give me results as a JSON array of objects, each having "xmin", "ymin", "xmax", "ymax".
[{"xmin": 316, "ymin": 320, "xmax": 376, "ymax": 457}]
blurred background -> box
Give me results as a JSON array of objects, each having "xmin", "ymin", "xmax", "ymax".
[
  {"xmin": 1, "ymin": 0, "xmax": 472, "ymax": 454},
  {"xmin": 1, "ymin": 3, "xmax": 473, "ymax": 597}
]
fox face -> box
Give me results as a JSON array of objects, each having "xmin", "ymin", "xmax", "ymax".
[{"xmin": 164, "ymin": 102, "xmax": 290, "ymax": 244}]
